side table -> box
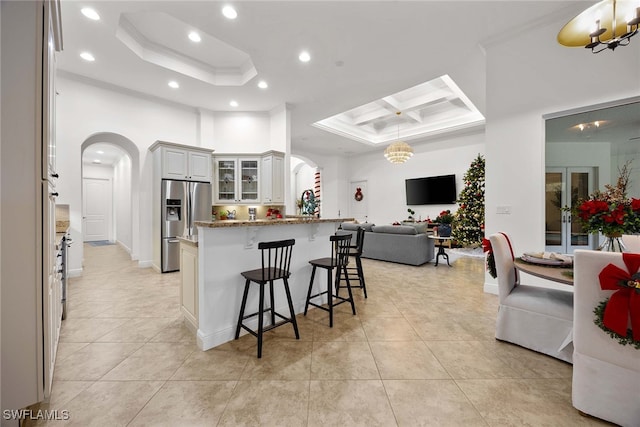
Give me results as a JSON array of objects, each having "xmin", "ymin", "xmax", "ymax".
[{"xmin": 428, "ymin": 235, "xmax": 453, "ymax": 267}]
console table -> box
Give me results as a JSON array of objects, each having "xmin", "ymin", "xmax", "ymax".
[{"xmin": 428, "ymin": 235, "xmax": 453, "ymax": 267}]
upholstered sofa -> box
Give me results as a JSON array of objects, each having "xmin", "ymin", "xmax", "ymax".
[{"xmin": 340, "ymin": 223, "xmax": 434, "ymax": 266}]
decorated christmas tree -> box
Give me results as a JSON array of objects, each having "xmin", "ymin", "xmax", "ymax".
[{"xmin": 452, "ymin": 154, "xmax": 485, "ymax": 246}]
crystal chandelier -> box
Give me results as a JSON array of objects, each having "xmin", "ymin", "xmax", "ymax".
[
  {"xmin": 558, "ymin": 0, "xmax": 640, "ymax": 53},
  {"xmin": 384, "ymin": 112, "xmax": 413, "ymax": 164}
]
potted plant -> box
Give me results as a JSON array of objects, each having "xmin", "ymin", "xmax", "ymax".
[{"xmin": 434, "ymin": 209, "xmax": 454, "ymax": 236}]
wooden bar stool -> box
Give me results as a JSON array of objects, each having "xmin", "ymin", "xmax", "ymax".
[
  {"xmin": 337, "ymin": 226, "xmax": 367, "ymax": 298},
  {"xmin": 235, "ymin": 238, "xmax": 298, "ymax": 358},
  {"xmin": 304, "ymin": 234, "xmax": 356, "ymax": 327}
]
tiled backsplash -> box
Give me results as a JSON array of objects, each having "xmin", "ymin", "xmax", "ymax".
[{"xmin": 212, "ymin": 205, "xmax": 285, "ymax": 220}]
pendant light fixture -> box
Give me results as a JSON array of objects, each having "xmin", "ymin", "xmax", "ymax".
[
  {"xmin": 384, "ymin": 112, "xmax": 413, "ymax": 164},
  {"xmin": 558, "ymin": 0, "xmax": 640, "ymax": 53}
]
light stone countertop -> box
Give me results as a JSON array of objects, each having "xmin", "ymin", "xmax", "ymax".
[
  {"xmin": 195, "ymin": 217, "xmax": 353, "ymax": 228},
  {"xmin": 177, "ymin": 235, "xmax": 198, "ymax": 247}
]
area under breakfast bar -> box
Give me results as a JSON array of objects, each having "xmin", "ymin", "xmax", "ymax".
[{"xmin": 189, "ymin": 217, "xmax": 351, "ymax": 351}]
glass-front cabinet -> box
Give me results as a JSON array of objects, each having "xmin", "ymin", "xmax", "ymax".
[
  {"xmin": 214, "ymin": 157, "xmax": 260, "ymax": 204},
  {"xmin": 216, "ymin": 159, "xmax": 237, "ymax": 202},
  {"xmin": 545, "ymin": 167, "xmax": 596, "ymax": 253},
  {"xmin": 240, "ymin": 159, "xmax": 259, "ymax": 201}
]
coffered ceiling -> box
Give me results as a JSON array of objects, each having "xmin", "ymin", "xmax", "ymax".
[{"xmin": 58, "ymin": 1, "xmax": 589, "ymax": 156}]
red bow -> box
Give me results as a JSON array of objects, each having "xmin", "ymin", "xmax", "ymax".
[
  {"xmin": 482, "ymin": 238, "xmax": 492, "ymax": 253},
  {"xmin": 598, "ymin": 253, "xmax": 640, "ymax": 341}
]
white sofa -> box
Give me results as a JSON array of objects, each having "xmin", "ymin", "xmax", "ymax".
[
  {"xmin": 489, "ymin": 233, "xmax": 574, "ymax": 362},
  {"xmin": 572, "ymin": 250, "xmax": 640, "ymax": 426}
]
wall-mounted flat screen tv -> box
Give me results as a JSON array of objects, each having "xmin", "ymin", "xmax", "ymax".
[{"xmin": 405, "ymin": 174, "xmax": 457, "ymax": 205}]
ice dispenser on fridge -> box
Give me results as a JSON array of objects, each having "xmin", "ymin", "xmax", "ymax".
[{"xmin": 166, "ymin": 199, "xmax": 181, "ymax": 221}]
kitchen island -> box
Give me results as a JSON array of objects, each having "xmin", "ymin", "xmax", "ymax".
[{"xmin": 191, "ymin": 217, "xmax": 353, "ymax": 350}]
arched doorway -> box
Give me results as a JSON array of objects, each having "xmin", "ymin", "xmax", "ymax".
[
  {"xmin": 81, "ymin": 133, "xmax": 140, "ymax": 260},
  {"xmin": 291, "ymin": 155, "xmax": 319, "ymax": 214}
]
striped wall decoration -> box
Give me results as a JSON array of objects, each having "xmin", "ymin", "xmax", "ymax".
[{"xmin": 314, "ymin": 169, "xmax": 321, "ymax": 216}]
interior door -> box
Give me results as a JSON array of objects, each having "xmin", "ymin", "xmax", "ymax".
[
  {"xmin": 545, "ymin": 167, "xmax": 596, "ymax": 253},
  {"xmin": 83, "ymin": 177, "xmax": 111, "ymax": 241}
]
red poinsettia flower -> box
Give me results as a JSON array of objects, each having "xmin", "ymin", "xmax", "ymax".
[
  {"xmin": 632, "ymin": 198, "xmax": 640, "ymax": 212},
  {"xmin": 603, "ymin": 205, "xmax": 626, "ymax": 224}
]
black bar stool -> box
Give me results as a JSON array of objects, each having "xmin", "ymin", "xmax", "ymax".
[
  {"xmin": 337, "ymin": 226, "xmax": 368, "ymax": 298},
  {"xmin": 235, "ymin": 238, "xmax": 298, "ymax": 358},
  {"xmin": 304, "ymin": 234, "xmax": 356, "ymax": 327}
]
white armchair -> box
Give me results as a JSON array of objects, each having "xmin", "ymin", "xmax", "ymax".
[
  {"xmin": 489, "ymin": 233, "xmax": 574, "ymax": 362},
  {"xmin": 572, "ymin": 250, "xmax": 640, "ymax": 426}
]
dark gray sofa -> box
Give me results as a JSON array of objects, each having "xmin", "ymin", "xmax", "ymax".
[{"xmin": 340, "ymin": 223, "xmax": 434, "ymax": 266}]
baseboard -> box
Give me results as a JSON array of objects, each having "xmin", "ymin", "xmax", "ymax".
[
  {"xmin": 116, "ymin": 240, "xmax": 132, "ymax": 255},
  {"xmin": 68, "ymin": 268, "xmax": 83, "ymax": 278},
  {"xmin": 197, "ymin": 300, "xmax": 311, "ymax": 351},
  {"xmin": 138, "ymin": 260, "xmax": 154, "ymax": 269},
  {"xmin": 484, "ymin": 282, "xmax": 498, "ymax": 295},
  {"xmin": 197, "ymin": 326, "xmax": 235, "ymax": 351}
]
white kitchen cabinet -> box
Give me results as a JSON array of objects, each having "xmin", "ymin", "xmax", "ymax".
[
  {"xmin": 1, "ymin": 0, "xmax": 63, "ymax": 410},
  {"xmin": 261, "ymin": 151, "xmax": 285, "ymax": 204},
  {"xmin": 188, "ymin": 151, "xmax": 211, "ymax": 181},
  {"xmin": 151, "ymin": 141, "xmax": 213, "ymax": 182},
  {"xmin": 213, "ymin": 156, "xmax": 261, "ymax": 204},
  {"xmin": 179, "ymin": 240, "xmax": 198, "ymax": 330}
]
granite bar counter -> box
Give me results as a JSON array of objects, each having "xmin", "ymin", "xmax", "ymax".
[{"xmin": 192, "ymin": 217, "xmax": 353, "ymax": 350}]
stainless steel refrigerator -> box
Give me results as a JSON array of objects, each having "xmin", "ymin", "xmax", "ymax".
[{"xmin": 161, "ymin": 180, "xmax": 212, "ymax": 272}]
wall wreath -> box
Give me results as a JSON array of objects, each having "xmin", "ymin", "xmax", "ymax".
[{"xmin": 354, "ymin": 187, "xmax": 363, "ymax": 202}]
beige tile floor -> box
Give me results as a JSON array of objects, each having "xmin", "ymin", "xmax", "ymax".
[{"xmin": 31, "ymin": 243, "xmax": 613, "ymax": 426}]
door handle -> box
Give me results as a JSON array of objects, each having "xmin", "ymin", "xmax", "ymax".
[{"xmin": 168, "ymin": 239, "xmax": 180, "ymax": 243}]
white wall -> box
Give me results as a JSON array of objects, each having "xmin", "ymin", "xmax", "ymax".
[
  {"xmin": 207, "ymin": 111, "xmax": 270, "ymax": 152},
  {"xmin": 294, "ymin": 163, "xmax": 316, "ymax": 203},
  {"xmin": 546, "ymin": 142, "xmax": 612, "ymax": 189},
  {"xmin": 341, "ymin": 132, "xmax": 485, "ymax": 225},
  {"xmin": 56, "ymin": 76, "xmax": 199, "ymax": 272},
  {"xmin": 114, "ymin": 155, "xmax": 133, "ymax": 251},
  {"xmin": 483, "ymin": 12, "xmax": 640, "ymax": 292},
  {"xmin": 292, "ymin": 149, "xmax": 350, "ymax": 220},
  {"xmin": 57, "ymin": 76, "xmax": 289, "ymax": 273}
]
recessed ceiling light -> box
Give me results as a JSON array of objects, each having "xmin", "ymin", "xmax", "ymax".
[
  {"xmin": 92, "ymin": 159, "xmax": 102, "ymax": 164},
  {"xmin": 188, "ymin": 31, "xmax": 201, "ymax": 42},
  {"xmin": 257, "ymin": 80, "xmax": 268, "ymax": 89},
  {"xmin": 96, "ymin": 150, "xmax": 104, "ymax": 154},
  {"xmin": 81, "ymin": 7, "xmax": 100, "ymax": 21},
  {"xmin": 298, "ymin": 51, "xmax": 311, "ymax": 63},
  {"xmin": 222, "ymin": 5, "xmax": 238, "ymax": 20},
  {"xmin": 168, "ymin": 81, "xmax": 180, "ymax": 89},
  {"xmin": 80, "ymin": 52, "xmax": 95, "ymax": 62},
  {"xmin": 230, "ymin": 100, "xmax": 239, "ymax": 107}
]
